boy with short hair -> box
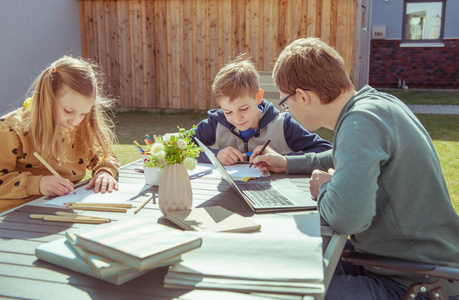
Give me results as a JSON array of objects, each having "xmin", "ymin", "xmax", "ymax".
[{"xmin": 193, "ymin": 55, "xmax": 332, "ymax": 166}]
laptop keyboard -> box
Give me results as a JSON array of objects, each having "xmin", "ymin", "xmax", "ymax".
[{"xmin": 238, "ymin": 182, "xmax": 295, "ymax": 207}]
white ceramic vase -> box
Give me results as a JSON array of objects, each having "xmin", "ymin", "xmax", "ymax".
[
  {"xmin": 144, "ymin": 166, "xmax": 163, "ymax": 186},
  {"xmin": 158, "ymin": 164, "xmax": 192, "ymax": 216}
]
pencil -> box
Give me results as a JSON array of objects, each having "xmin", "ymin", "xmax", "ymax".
[
  {"xmin": 54, "ymin": 211, "xmax": 111, "ymax": 221},
  {"xmin": 33, "ymin": 152, "xmax": 76, "ymax": 194},
  {"xmin": 67, "ymin": 205, "xmax": 127, "ymax": 213},
  {"xmin": 65, "ymin": 202, "xmax": 132, "ymax": 208},
  {"xmin": 133, "ymin": 140, "xmax": 145, "ymax": 153},
  {"xmin": 29, "ymin": 214, "xmax": 110, "ymax": 223},
  {"xmin": 145, "ymin": 134, "xmax": 153, "ymax": 144},
  {"xmin": 248, "ymin": 138, "xmax": 272, "ymax": 168},
  {"xmin": 134, "ymin": 193, "xmax": 154, "ymax": 214},
  {"xmin": 43, "ymin": 216, "xmax": 109, "ymax": 224}
]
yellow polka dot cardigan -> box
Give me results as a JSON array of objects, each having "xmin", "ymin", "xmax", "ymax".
[{"xmin": 0, "ymin": 107, "xmax": 120, "ymax": 211}]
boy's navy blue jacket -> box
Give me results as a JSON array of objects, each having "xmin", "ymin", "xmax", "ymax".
[{"xmin": 193, "ymin": 100, "xmax": 332, "ymax": 163}]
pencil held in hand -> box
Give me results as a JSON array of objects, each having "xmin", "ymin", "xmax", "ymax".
[
  {"xmin": 33, "ymin": 152, "xmax": 76, "ymax": 194},
  {"xmin": 249, "ymin": 138, "xmax": 272, "ymax": 168}
]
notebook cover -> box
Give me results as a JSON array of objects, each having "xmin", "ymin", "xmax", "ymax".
[
  {"xmin": 65, "ymin": 231, "xmax": 180, "ymax": 277},
  {"xmin": 165, "ymin": 206, "xmax": 261, "ymax": 233},
  {"xmin": 35, "ymin": 238, "xmax": 153, "ymax": 285},
  {"xmin": 73, "ymin": 218, "xmax": 202, "ymax": 269}
]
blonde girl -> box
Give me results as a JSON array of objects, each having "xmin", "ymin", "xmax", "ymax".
[{"xmin": 0, "ymin": 56, "xmax": 119, "ymax": 212}]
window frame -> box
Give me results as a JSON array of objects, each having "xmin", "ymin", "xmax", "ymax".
[{"xmin": 401, "ymin": 0, "xmax": 446, "ymax": 44}]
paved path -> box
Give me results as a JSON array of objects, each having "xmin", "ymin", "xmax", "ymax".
[{"xmin": 407, "ymin": 105, "xmax": 459, "ymax": 115}]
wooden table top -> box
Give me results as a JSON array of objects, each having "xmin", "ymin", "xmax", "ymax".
[{"xmin": 0, "ymin": 160, "xmax": 345, "ymax": 300}]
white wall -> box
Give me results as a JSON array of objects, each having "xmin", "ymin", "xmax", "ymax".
[{"xmin": 0, "ymin": 0, "xmax": 82, "ymax": 115}]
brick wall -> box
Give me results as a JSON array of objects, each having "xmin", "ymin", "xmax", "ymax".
[{"xmin": 369, "ymin": 39, "xmax": 459, "ymax": 89}]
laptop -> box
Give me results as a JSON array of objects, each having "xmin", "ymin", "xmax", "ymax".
[{"xmin": 194, "ymin": 138, "xmax": 317, "ymax": 213}]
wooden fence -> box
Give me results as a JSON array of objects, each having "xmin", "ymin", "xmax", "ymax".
[{"xmin": 79, "ymin": 0, "xmax": 359, "ymax": 111}]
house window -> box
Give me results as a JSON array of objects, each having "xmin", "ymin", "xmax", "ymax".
[{"xmin": 402, "ymin": 0, "xmax": 446, "ymax": 44}]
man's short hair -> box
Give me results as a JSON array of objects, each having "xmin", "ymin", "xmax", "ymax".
[
  {"xmin": 212, "ymin": 54, "xmax": 259, "ymax": 104},
  {"xmin": 273, "ymin": 37, "xmax": 354, "ymax": 104}
]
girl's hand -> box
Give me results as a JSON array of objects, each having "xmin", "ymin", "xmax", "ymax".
[
  {"xmin": 39, "ymin": 175, "xmax": 74, "ymax": 196},
  {"xmin": 217, "ymin": 147, "xmax": 245, "ymax": 166},
  {"xmin": 86, "ymin": 171, "xmax": 119, "ymax": 193}
]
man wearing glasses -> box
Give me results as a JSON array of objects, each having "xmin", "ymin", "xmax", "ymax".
[{"xmin": 251, "ymin": 37, "xmax": 459, "ymax": 299}]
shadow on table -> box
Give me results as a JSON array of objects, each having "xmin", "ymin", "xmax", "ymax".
[
  {"xmin": 0, "ymin": 205, "xmax": 74, "ymax": 238},
  {"xmin": 33, "ymin": 259, "xmax": 192, "ymax": 298}
]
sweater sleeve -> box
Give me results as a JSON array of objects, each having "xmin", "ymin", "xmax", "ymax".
[
  {"xmin": 0, "ymin": 124, "xmax": 42, "ymax": 199},
  {"xmin": 316, "ymin": 111, "xmax": 391, "ymax": 235},
  {"xmin": 283, "ymin": 114, "xmax": 332, "ymax": 154},
  {"xmin": 88, "ymin": 151, "xmax": 120, "ymax": 180},
  {"xmin": 285, "ymin": 149, "xmax": 334, "ymax": 174}
]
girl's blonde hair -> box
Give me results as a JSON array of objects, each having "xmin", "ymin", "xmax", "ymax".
[
  {"xmin": 23, "ymin": 56, "xmax": 117, "ymax": 163},
  {"xmin": 212, "ymin": 54, "xmax": 259, "ymax": 104},
  {"xmin": 273, "ymin": 37, "xmax": 354, "ymax": 104}
]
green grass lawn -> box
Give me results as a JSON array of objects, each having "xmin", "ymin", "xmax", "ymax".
[
  {"xmin": 111, "ymin": 103, "xmax": 459, "ymax": 213},
  {"xmin": 380, "ymin": 89, "xmax": 459, "ymax": 105}
]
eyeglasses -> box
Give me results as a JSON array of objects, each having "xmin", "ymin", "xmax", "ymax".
[{"xmin": 278, "ymin": 89, "xmax": 310, "ymax": 111}]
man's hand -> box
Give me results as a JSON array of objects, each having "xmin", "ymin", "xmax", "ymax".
[
  {"xmin": 250, "ymin": 146, "xmax": 288, "ymax": 173},
  {"xmin": 309, "ymin": 168, "xmax": 335, "ymax": 200},
  {"xmin": 216, "ymin": 146, "xmax": 245, "ymax": 166},
  {"xmin": 86, "ymin": 170, "xmax": 119, "ymax": 193}
]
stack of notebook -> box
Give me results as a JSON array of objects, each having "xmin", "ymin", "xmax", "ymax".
[
  {"xmin": 164, "ymin": 225, "xmax": 325, "ymax": 297},
  {"xmin": 35, "ymin": 218, "xmax": 202, "ymax": 285}
]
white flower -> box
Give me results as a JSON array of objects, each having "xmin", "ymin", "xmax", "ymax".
[
  {"xmin": 150, "ymin": 142, "xmax": 164, "ymax": 153},
  {"xmin": 154, "ymin": 150, "xmax": 166, "ymax": 160},
  {"xmin": 183, "ymin": 157, "xmax": 197, "ymax": 170},
  {"xmin": 177, "ymin": 139, "xmax": 188, "ymax": 150},
  {"xmin": 163, "ymin": 132, "xmax": 179, "ymax": 143}
]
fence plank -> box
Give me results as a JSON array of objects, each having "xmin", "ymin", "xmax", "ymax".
[
  {"xmin": 129, "ymin": 1, "xmax": 144, "ymax": 108},
  {"xmin": 79, "ymin": 0, "xmax": 360, "ymax": 111},
  {"xmin": 116, "ymin": 1, "xmax": 130, "ymax": 108}
]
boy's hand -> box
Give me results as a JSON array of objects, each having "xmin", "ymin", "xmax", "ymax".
[
  {"xmin": 250, "ymin": 146, "xmax": 288, "ymax": 173},
  {"xmin": 86, "ymin": 170, "xmax": 119, "ymax": 193},
  {"xmin": 309, "ymin": 168, "xmax": 334, "ymax": 200},
  {"xmin": 39, "ymin": 175, "xmax": 74, "ymax": 196},
  {"xmin": 217, "ymin": 147, "xmax": 245, "ymax": 166}
]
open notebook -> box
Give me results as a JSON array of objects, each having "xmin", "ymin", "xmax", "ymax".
[{"xmin": 195, "ymin": 138, "xmax": 316, "ymax": 213}]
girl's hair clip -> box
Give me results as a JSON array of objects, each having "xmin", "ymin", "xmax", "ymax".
[{"xmin": 51, "ymin": 65, "xmax": 57, "ymax": 74}]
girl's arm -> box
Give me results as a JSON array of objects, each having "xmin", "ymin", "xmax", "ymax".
[
  {"xmin": 0, "ymin": 124, "xmax": 42, "ymax": 199},
  {"xmin": 86, "ymin": 150, "xmax": 120, "ymax": 193}
]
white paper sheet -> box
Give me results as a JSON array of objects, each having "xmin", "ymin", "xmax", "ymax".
[
  {"xmin": 164, "ymin": 213, "xmax": 324, "ymax": 295},
  {"xmin": 205, "ymin": 163, "xmax": 265, "ymax": 180},
  {"xmin": 43, "ymin": 182, "xmax": 150, "ymax": 207},
  {"xmin": 224, "ymin": 164, "xmax": 264, "ymax": 179},
  {"xmin": 168, "ymin": 231, "xmax": 324, "ymax": 282}
]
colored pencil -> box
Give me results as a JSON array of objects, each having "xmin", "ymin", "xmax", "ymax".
[
  {"xmin": 133, "ymin": 140, "xmax": 145, "ymax": 153},
  {"xmin": 54, "ymin": 212, "xmax": 111, "ymax": 221},
  {"xmin": 67, "ymin": 205, "xmax": 127, "ymax": 213},
  {"xmin": 44, "ymin": 216, "xmax": 108, "ymax": 224},
  {"xmin": 145, "ymin": 134, "xmax": 153, "ymax": 144},
  {"xmin": 28, "ymin": 214, "xmax": 110, "ymax": 224},
  {"xmin": 33, "ymin": 152, "xmax": 76, "ymax": 194},
  {"xmin": 134, "ymin": 194, "xmax": 154, "ymax": 214},
  {"xmin": 65, "ymin": 202, "xmax": 132, "ymax": 208}
]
